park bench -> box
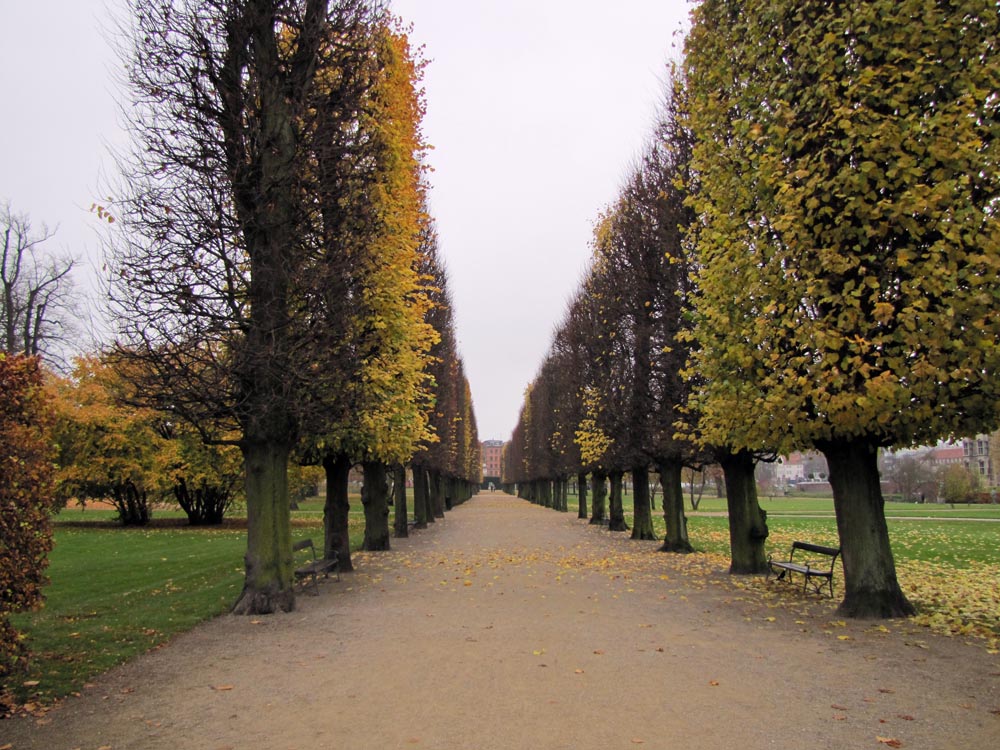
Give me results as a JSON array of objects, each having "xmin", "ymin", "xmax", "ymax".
[
  {"xmin": 767, "ymin": 541, "xmax": 841, "ymax": 598},
  {"xmin": 293, "ymin": 538, "xmax": 339, "ymax": 595}
]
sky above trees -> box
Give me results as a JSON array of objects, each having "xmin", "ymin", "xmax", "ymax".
[{"xmin": 0, "ymin": 0, "xmax": 690, "ymax": 440}]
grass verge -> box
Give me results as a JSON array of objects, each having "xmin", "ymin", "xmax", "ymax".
[{"xmin": 5, "ymin": 499, "xmax": 366, "ymax": 710}]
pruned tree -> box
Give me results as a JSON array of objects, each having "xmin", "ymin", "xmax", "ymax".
[
  {"xmin": 107, "ymin": 0, "xmax": 383, "ymax": 614},
  {"xmin": 684, "ymin": 0, "xmax": 1000, "ymax": 616},
  {"xmin": 296, "ymin": 20, "xmax": 438, "ymax": 559}
]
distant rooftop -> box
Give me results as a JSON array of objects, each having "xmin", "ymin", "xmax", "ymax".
[{"xmin": 481, "ymin": 439, "xmax": 504, "ymax": 447}]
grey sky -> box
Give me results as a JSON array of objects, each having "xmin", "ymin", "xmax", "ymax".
[{"xmin": 0, "ymin": 0, "xmax": 690, "ymax": 442}]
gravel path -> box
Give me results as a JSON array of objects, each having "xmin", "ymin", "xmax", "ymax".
[{"xmin": 4, "ymin": 492, "xmax": 999, "ymax": 749}]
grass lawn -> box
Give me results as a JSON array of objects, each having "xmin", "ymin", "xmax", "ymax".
[{"xmin": 6, "ymin": 496, "xmax": 368, "ymax": 707}]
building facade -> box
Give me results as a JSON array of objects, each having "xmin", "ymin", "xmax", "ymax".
[{"xmin": 480, "ymin": 440, "xmax": 504, "ymax": 486}]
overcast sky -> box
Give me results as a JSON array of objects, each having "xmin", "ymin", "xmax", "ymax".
[{"xmin": 0, "ymin": 0, "xmax": 690, "ymax": 442}]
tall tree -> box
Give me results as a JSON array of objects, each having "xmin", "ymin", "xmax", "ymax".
[
  {"xmin": 108, "ymin": 0, "xmax": 380, "ymax": 614},
  {"xmin": 684, "ymin": 0, "xmax": 1000, "ymax": 616},
  {"xmin": 309, "ymin": 23, "xmax": 437, "ymax": 554},
  {"xmin": 1, "ymin": 203, "xmax": 77, "ymax": 364},
  {"xmin": 49, "ymin": 356, "xmax": 166, "ymax": 526}
]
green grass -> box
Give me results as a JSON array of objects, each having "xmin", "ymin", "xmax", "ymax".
[
  {"xmin": 616, "ymin": 490, "xmax": 1000, "ymax": 518},
  {"xmin": 6, "ymin": 495, "xmax": 369, "ymax": 705},
  {"xmin": 670, "ymin": 515, "xmax": 999, "ymax": 567},
  {"xmin": 9, "ymin": 525, "xmax": 247, "ymax": 703}
]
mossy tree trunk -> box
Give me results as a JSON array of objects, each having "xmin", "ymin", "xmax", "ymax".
[
  {"xmin": 361, "ymin": 460, "xmax": 391, "ymax": 551},
  {"xmin": 590, "ymin": 471, "xmax": 607, "ymax": 524},
  {"xmin": 630, "ymin": 466, "xmax": 656, "ymax": 540},
  {"xmin": 393, "ymin": 464, "xmax": 408, "ymax": 538},
  {"xmin": 429, "ymin": 469, "xmax": 445, "ymax": 518},
  {"xmin": 818, "ymin": 437, "xmax": 915, "ymax": 619},
  {"xmin": 658, "ymin": 460, "xmax": 693, "ymax": 552},
  {"xmin": 608, "ymin": 470, "xmax": 629, "ymax": 531},
  {"xmin": 719, "ymin": 449, "xmax": 769, "ymax": 574},
  {"xmin": 577, "ymin": 471, "xmax": 588, "ymax": 519},
  {"xmin": 233, "ymin": 441, "xmax": 294, "ymax": 614},
  {"xmin": 412, "ymin": 463, "xmax": 430, "ymax": 528},
  {"xmin": 322, "ymin": 452, "xmax": 353, "ymax": 572}
]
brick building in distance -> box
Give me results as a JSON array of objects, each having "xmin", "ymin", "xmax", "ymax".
[{"xmin": 481, "ymin": 440, "xmax": 504, "ymax": 489}]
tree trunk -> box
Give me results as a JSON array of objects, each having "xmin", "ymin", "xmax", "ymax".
[
  {"xmin": 659, "ymin": 460, "xmax": 693, "ymax": 552},
  {"xmin": 590, "ymin": 471, "xmax": 607, "ymax": 524},
  {"xmin": 412, "ymin": 463, "xmax": 429, "ymax": 529},
  {"xmin": 232, "ymin": 441, "xmax": 295, "ymax": 614},
  {"xmin": 322, "ymin": 452, "xmax": 353, "ymax": 572},
  {"xmin": 429, "ymin": 469, "xmax": 445, "ymax": 518},
  {"xmin": 577, "ymin": 471, "xmax": 588, "ymax": 519},
  {"xmin": 608, "ymin": 470, "xmax": 629, "ymax": 531},
  {"xmin": 393, "ymin": 464, "xmax": 408, "ymax": 538},
  {"xmin": 361, "ymin": 460, "xmax": 391, "ymax": 551},
  {"xmin": 719, "ymin": 449, "xmax": 769, "ymax": 574},
  {"xmin": 443, "ymin": 476, "xmax": 453, "ymax": 510},
  {"xmin": 631, "ymin": 466, "xmax": 656, "ymax": 540},
  {"xmin": 819, "ymin": 437, "xmax": 915, "ymax": 619},
  {"xmin": 175, "ymin": 478, "xmax": 230, "ymax": 525}
]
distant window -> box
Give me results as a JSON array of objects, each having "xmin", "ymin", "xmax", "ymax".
[{"xmin": 980, "ymin": 460, "xmax": 987, "ymax": 475}]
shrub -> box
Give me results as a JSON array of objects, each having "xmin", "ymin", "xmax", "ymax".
[{"xmin": 0, "ymin": 355, "xmax": 56, "ymax": 683}]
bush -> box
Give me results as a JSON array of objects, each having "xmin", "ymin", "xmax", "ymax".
[{"xmin": 0, "ymin": 355, "xmax": 56, "ymax": 684}]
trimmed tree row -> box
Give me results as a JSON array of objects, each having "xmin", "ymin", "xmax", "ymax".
[{"xmin": 504, "ymin": 0, "xmax": 1000, "ymax": 619}]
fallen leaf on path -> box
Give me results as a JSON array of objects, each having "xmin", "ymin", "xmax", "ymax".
[
  {"xmin": 211, "ymin": 685, "xmax": 234, "ymax": 691},
  {"xmin": 22, "ymin": 680, "xmax": 40, "ymax": 687},
  {"xmin": 574, "ymin": 669, "xmax": 585, "ymax": 674},
  {"xmin": 709, "ymin": 680, "xmax": 720, "ymax": 686},
  {"xmin": 897, "ymin": 715, "xmax": 915, "ymax": 721},
  {"xmin": 831, "ymin": 704, "xmax": 849, "ymax": 711},
  {"xmin": 877, "ymin": 737, "xmax": 903, "ymax": 748},
  {"xmin": 879, "ymin": 688, "xmax": 895, "ymax": 694},
  {"xmin": 593, "ymin": 649, "xmax": 605, "ymax": 655},
  {"xmin": 631, "ymin": 739, "xmax": 644, "ymax": 744}
]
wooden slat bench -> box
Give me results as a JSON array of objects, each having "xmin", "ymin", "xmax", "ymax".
[
  {"xmin": 293, "ymin": 538, "xmax": 339, "ymax": 595},
  {"xmin": 767, "ymin": 541, "xmax": 840, "ymax": 598}
]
